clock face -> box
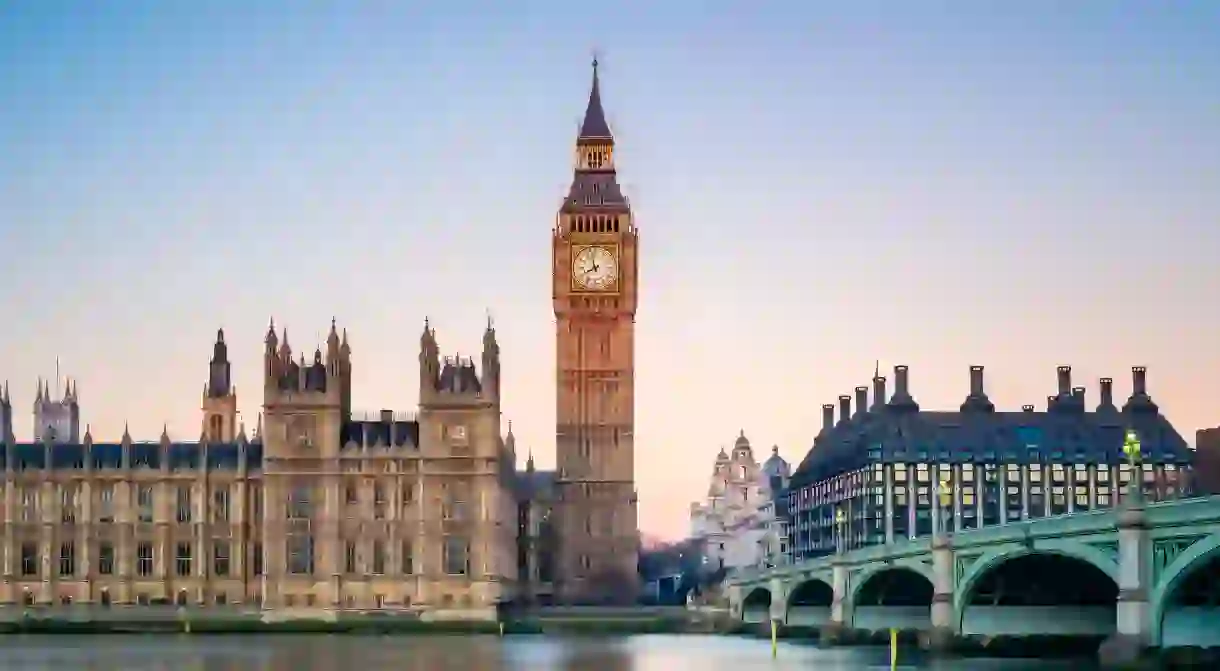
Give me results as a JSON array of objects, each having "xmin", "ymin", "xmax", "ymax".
[{"xmin": 572, "ymin": 246, "xmax": 618, "ymax": 291}]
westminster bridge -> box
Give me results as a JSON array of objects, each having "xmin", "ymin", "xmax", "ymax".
[{"xmin": 726, "ymin": 495, "xmax": 1220, "ymax": 650}]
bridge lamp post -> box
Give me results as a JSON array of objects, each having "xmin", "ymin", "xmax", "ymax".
[
  {"xmin": 934, "ymin": 477, "xmax": 954, "ymax": 537},
  {"xmin": 835, "ymin": 507, "xmax": 846, "ymax": 555},
  {"xmin": 1122, "ymin": 429, "xmax": 1143, "ymax": 504}
]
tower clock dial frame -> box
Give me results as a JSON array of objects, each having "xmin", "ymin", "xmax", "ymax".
[{"xmin": 571, "ymin": 244, "xmax": 619, "ymax": 292}]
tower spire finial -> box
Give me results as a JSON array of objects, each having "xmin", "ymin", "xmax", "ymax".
[{"xmin": 577, "ymin": 55, "xmax": 612, "ymax": 142}]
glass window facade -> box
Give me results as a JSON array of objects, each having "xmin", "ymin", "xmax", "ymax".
[{"xmin": 784, "ymin": 404, "xmax": 1196, "ymax": 564}]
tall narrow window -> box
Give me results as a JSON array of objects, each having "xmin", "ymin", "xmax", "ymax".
[
  {"xmin": 176, "ymin": 542, "xmax": 193, "ymax": 576},
  {"xmin": 211, "ymin": 486, "xmax": 230, "ymax": 523},
  {"xmin": 98, "ymin": 542, "xmax": 115, "ymax": 575},
  {"xmin": 137, "ymin": 485, "xmax": 154, "ymax": 523},
  {"xmin": 444, "ymin": 536, "xmax": 469, "ymax": 575},
  {"xmin": 20, "ymin": 543, "xmax": 37, "ymax": 576},
  {"xmin": 60, "ymin": 484, "xmax": 79, "ymax": 524},
  {"xmin": 287, "ymin": 536, "xmax": 314, "ymax": 574},
  {"xmin": 98, "ymin": 483, "xmax": 115, "ymax": 523},
  {"xmin": 59, "ymin": 542, "xmax": 75, "ymax": 576},
  {"xmin": 213, "ymin": 541, "xmax": 230, "ymax": 577},
  {"xmin": 372, "ymin": 540, "xmax": 386, "ymax": 575},
  {"xmin": 400, "ymin": 540, "xmax": 414, "ymax": 575},
  {"xmin": 137, "ymin": 542, "xmax": 154, "ymax": 577},
  {"xmin": 176, "ymin": 485, "xmax": 193, "ymax": 523}
]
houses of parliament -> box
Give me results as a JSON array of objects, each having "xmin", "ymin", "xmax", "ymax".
[{"xmin": 0, "ymin": 61, "xmax": 640, "ymax": 614}]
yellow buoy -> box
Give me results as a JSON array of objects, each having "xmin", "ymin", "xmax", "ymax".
[
  {"xmin": 770, "ymin": 619, "xmax": 778, "ymax": 657},
  {"xmin": 890, "ymin": 628, "xmax": 898, "ymax": 669}
]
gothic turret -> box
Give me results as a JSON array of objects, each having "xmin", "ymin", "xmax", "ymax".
[
  {"xmin": 420, "ymin": 322, "xmax": 495, "ymax": 406},
  {"xmin": 0, "ymin": 381, "xmax": 12, "ymax": 442},
  {"xmin": 202, "ymin": 328, "xmax": 238, "ymax": 442},
  {"xmin": 34, "ymin": 373, "xmax": 80, "ymax": 443},
  {"xmin": 481, "ymin": 315, "xmax": 501, "ymax": 403}
]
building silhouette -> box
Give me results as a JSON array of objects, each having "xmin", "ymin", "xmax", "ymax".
[
  {"xmin": 0, "ymin": 60, "xmax": 642, "ymax": 610},
  {"xmin": 519, "ymin": 59, "xmax": 641, "ymax": 604},
  {"xmin": 0, "ymin": 322, "xmax": 516, "ymax": 613},
  {"xmin": 785, "ymin": 365, "xmax": 1195, "ymax": 562}
]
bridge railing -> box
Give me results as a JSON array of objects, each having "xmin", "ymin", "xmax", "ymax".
[{"xmin": 730, "ymin": 494, "xmax": 1220, "ymax": 586}]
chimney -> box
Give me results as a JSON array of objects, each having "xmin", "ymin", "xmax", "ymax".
[
  {"xmin": 838, "ymin": 395, "xmax": 852, "ymax": 424},
  {"xmin": 1072, "ymin": 386, "xmax": 1086, "ymax": 407},
  {"xmin": 894, "ymin": 365, "xmax": 910, "ymax": 399},
  {"xmin": 969, "ymin": 365, "xmax": 984, "ymax": 396},
  {"xmin": 821, "ymin": 404, "xmax": 835, "ymax": 432},
  {"xmin": 854, "ymin": 387, "xmax": 868, "ymax": 416},
  {"xmin": 1099, "ymin": 377, "xmax": 1114, "ymax": 408},
  {"xmin": 380, "ymin": 409, "xmax": 394, "ymax": 424},
  {"xmin": 872, "ymin": 376, "xmax": 887, "ymax": 410},
  {"xmin": 1131, "ymin": 366, "xmax": 1147, "ymax": 396},
  {"xmin": 1022, "ymin": 404, "xmax": 1035, "ymax": 413},
  {"xmin": 1047, "ymin": 395, "xmax": 1057, "ymax": 411},
  {"xmin": 1057, "ymin": 366, "xmax": 1072, "ymax": 396}
]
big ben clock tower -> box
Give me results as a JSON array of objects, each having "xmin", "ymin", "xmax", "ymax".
[{"xmin": 552, "ymin": 59, "xmax": 639, "ymax": 604}]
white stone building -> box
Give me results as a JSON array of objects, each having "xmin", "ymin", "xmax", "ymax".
[{"xmin": 689, "ymin": 432, "xmax": 791, "ymax": 575}]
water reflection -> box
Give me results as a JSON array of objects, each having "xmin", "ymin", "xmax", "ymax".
[{"xmin": 0, "ymin": 634, "xmax": 1095, "ymax": 670}]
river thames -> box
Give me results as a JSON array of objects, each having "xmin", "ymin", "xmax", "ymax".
[{"xmin": 0, "ymin": 634, "xmax": 1098, "ymax": 670}]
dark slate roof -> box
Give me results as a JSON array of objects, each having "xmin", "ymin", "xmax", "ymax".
[
  {"xmin": 561, "ymin": 171, "xmax": 629, "ymax": 213},
  {"xmin": 578, "ymin": 60, "xmax": 613, "ymax": 142},
  {"xmin": 341, "ymin": 419, "xmax": 419, "ymax": 450},
  {"xmin": 2, "ymin": 440, "xmax": 264, "ymax": 472},
  {"xmin": 788, "ymin": 404, "xmax": 1193, "ymax": 490}
]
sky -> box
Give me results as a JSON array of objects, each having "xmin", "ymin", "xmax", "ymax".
[{"xmin": 0, "ymin": 1, "xmax": 1217, "ymax": 540}]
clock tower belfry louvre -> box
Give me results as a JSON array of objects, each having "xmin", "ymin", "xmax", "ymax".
[{"xmin": 551, "ymin": 60, "xmax": 640, "ymax": 603}]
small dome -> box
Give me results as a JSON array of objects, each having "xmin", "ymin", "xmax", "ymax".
[
  {"xmin": 715, "ymin": 447, "xmax": 729, "ymax": 462},
  {"xmin": 762, "ymin": 446, "xmax": 790, "ymax": 479},
  {"xmin": 734, "ymin": 430, "xmax": 751, "ymax": 450}
]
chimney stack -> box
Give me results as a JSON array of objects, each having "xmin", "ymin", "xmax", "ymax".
[
  {"xmin": 838, "ymin": 395, "xmax": 852, "ymax": 424},
  {"xmin": 854, "ymin": 387, "xmax": 868, "ymax": 416},
  {"xmin": 1022, "ymin": 404, "xmax": 1035, "ymax": 413},
  {"xmin": 1047, "ymin": 395, "xmax": 1057, "ymax": 411},
  {"xmin": 894, "ymin": 365, "xmax": 910, "ymax": 399},
  {"xmin": 1072, "ymin": 386, "xmax": 1086, "ymax": 407},
  {"xmin": 969, "ymin": 365, "xmax": 984, "ymax": 396},
  {"xmin": 872, "ymin": 376, "xmax": 887, "ymax": 411},
  {"xmin": 1099, "ymin": 377, "xmax": 1114, "ymax": 408},
  {"xmin": 821, "ymin": 404, "xmax": 835, "ymax": 432},
  {"xmin": 1132, "ymin": 366, "xmax": 1147, "ymax": 396},
  {"xmin": 1057, "ymin": 366, "xmax": 1072, "ymax": 396}
]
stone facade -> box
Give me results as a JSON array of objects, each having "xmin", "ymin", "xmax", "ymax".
[
  {"xmin": 550, "ymin": 60, "xmax": 640, "ymax": 603},
  {"xmin": 0, "ymin": 323, "xmax": 517, "ymax": 615},
  {"xmin": 689, "ymin": 433, "xmax": 790, "ymax": 573}
]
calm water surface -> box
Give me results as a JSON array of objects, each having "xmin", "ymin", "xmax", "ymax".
[{"xmin": 0, "ymin": 635, "xmax": 1098, "ymax": 670}]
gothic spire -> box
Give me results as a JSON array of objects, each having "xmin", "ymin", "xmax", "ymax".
[{"xmin": 578, "ymin": 57, "xmax": 613, "ymax": 143}]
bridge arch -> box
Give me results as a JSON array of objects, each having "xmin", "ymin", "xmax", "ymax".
[
  {"xmin": 740, "ymin": 587, "xmax": 772, "ymax": 624},
  {"xmin": 956, "ymin": 547, "xmax": 1118, "ymax": 637},
  {"xmin": 1152, "ymin": 533, "xmax": 1220, "ymax": 648},
  {"xmin": 849, "ymin": 564, "xmax": 935, "ymax": 632},
  {"xmin": 785, "ymin": 578, "xmax": 833, "ymax": 626}
]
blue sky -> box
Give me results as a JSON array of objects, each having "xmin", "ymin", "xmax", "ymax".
[{"xmin": 1, "ymin": 1, "xmax": 1217, "ymax": 538}]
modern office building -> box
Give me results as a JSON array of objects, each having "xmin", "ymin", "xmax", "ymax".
[{"xmin": 784, "ymin": 365, "xmax": 1195, "ymax": 562}]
